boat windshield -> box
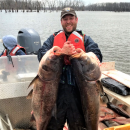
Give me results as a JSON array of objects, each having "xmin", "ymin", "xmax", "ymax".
[
  {"xmin": 0, "ymin": 55, "xmax": 39, "ymax": 99},
  {"xmin": 0, "ymin": 55, "xmax": 39, "ymax": 84}
]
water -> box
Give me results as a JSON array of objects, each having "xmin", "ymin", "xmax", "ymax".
[{"xmin": 0, "ymin": 10, "xmax": 130, "ymax": 75}]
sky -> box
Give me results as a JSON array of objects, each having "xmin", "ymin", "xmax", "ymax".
[{"xmin": 83, "ymin": 0, "xmax": 130, "ymax": 5}]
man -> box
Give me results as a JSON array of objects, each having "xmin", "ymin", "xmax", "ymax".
[
  {"xmin": 37, "ymin": 7, "xmax": 102, "ymax": 130},
  {"xmin": 0, "ymin": 35, "xmax": 26, "ymax": 57}
]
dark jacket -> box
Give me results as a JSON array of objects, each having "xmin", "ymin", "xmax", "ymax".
[{"xmin": 37, "ymin": 30, "xmax": 103, "ymax": 85}]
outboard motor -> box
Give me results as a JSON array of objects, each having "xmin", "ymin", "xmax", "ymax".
[{"xmin": 17, "ymin": 28, "xmax": 41, "ymax": 55}]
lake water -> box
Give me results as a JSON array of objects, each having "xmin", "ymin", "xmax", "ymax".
[{"xmin": 0, "ymin": 10, "xmax": 130, "ymax": 75}]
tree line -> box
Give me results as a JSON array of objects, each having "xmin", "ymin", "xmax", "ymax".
[
  {"xmin": 85, "ymin": 2, "xmax": 130, "ymax": 12},
  {"xmin": 0, "ymin": 0, "xmax": 130, "ymax": 13},
  {"xmin": 0, "ymin": 0, "xmax": 85, "ymax": 12}
]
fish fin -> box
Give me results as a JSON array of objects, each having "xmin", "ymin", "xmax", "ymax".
[
  {"xmin": 96, "ymin": 80, "xmax": 104, "ymax": 95},
  {"xmin": 51, "ymin": 103, "xmax": 57, "ymax": 119},
  {"xmin": 26, "ymin": 75, "xmax": 39, "ymax": 99},
  {"xmin": 28, "ymin": 75, "xmax": 39, "ymax": 88},
  {"xmin": 30, "ymin": 113, "xmax": 36, "ymax": 122},
  {"xmin": 97, "ymin": 80, "xmax": 110, "ymax": 104},
  {"xmin": 100, "ymin": 96, "xmax": 107, "ymax": 107},
  {"xmin": 26, "ymin": 89, "xmax": 33, "ymax": 99}
]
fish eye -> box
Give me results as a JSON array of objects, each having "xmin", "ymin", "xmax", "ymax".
[{"xmin": 42, "ymin": 65, "xmax": 49, "ymax": 71}]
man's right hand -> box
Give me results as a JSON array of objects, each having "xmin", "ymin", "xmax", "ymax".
[{"xmin": 61, "ymin": 41, "xmax": 76, "ymax": 55}]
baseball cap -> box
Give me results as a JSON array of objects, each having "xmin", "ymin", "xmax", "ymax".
[{"xmin": 61, "ymin": 7, "xmax": 77, "ymax": 19}]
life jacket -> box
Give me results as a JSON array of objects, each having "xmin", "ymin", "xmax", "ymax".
[
  {"xmin": 53, "ymin": 31, "xmax": 85, "ymax": 51},
  {"xmin": 1, "ymin": 45, "xmax": 26, "ymax": 75},
  {"xmin": 1, "ymin": 45, "xmax": 26, "ymax": 57},
  {"xmin": 53, "ymin": 31, "xmax": 85, "ymax": 65}
]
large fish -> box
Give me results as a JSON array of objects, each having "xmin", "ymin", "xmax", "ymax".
[
  {"xmin": 27, "ymin": 46, "xmax": 64, "ymax": 130},
  {"xmin": 70, "ymin": 48, "xmax": 102, "ymax": 130}
]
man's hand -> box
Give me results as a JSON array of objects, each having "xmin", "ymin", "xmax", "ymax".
[{"xmin": 61, "ymin": 41, "xmax": 76, "ymax": 55}]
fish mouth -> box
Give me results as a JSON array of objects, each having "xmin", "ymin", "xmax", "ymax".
[
  {"xmin": 49, "ymin": 55, "xmax": 58, "ymax": 60},
  {"xmin": 52, "ymin": 46, "xmax": 63, "ymax": 56},
  {"xmin": 69, "ymin": 48, "xmax": 85, "ymax": 60}
]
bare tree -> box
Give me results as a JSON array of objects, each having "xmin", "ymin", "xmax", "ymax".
[
  {"xmin": 55, "ymin": 0, "xmax": 60, "ymax": 11},
  {"xmin": 47, "ymin": 0, "xmax": 57, "ymax": 12},
  {"xmin": 34, "ymin": 0, "xmax": 41, "ymax": 12},
  {"xmin": 21, "ymin": 0, "xmax": 26, "ymax": 12},
  {"xmin": 0, "ymin": 2, "xmax": 2, "ymax": 12},
  {"xmin": 5, "ymin": 0, "xmax": 12, "ymax": 12},
  {"xmin": 2, "ymin": 1, "xmax": 7, "ymax": 13},
  {"xmin": 40, "ymin": 0, "xmax": 47, "ymax": 12},
  {"xmin": 15, "ymin": 0, "xmax": 18, "ymax": 12},
  {"xmin": 28, "ymin": 0, "xmax": 33, "ymax": 12},
  {"xmin": 78, "ymin": 0, "xmax": 85, "ymax": 10},
  {"xmin": 57, "ymin": 0, "xmax": 64, "ymax": 10}
]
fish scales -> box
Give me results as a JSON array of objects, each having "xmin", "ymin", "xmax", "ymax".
[
  {"xmin": 28, "ymin": 46, "xmax": 64, "ymax": 130},
  {"xmin": 71, "ymin": 50, "xmax": 102, "ymax": 130},
  {"xmin": 32, "ymin": 78, "xmax": 59, "ymax": 130}
]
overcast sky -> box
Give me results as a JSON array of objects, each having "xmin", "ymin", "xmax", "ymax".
[{"xmin": 83, "ymin": 0, "xmax": 130, "ymax": 5}]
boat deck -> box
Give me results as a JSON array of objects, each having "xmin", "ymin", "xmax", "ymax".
[{"xmin": 0, "ymin": 59, "xmax": 130, "ymax": 129}]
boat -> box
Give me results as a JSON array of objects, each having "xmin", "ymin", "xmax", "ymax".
[
  {"xmin": 0, "ymin": 55, "xmax": 38, "ymax": 129},
  {"xmin": 0, "ymin": 29, "xmax": 130, "ymax": 130},
  {"xmin": 0, "ymin": 28, "xmax": 41, "ymax": 130}
]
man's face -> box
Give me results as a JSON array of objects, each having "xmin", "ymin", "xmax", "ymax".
[{"xmin": 61, "ymin": 14, "xmax": 78, "ymax": 34}]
